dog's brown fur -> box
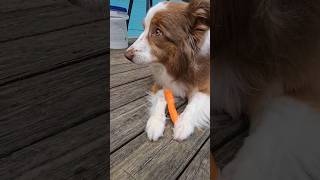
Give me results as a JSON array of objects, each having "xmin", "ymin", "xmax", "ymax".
[
  {"xmin": 212, "ymin": 0, "xmax": 320, "ymax": 118},
  {"xmin": 146, "ymin": 1, "xmax": 210, "ymax": 97},
  {"xmin": 212, "ymin": 0, "xmax": 320, "ymax": 176}
]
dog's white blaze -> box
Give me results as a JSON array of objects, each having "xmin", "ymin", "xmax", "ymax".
[
  {"xmin": 128, "ymin": 2, "xmax": 167, "ymax": 64},
  {"xmin": 151, "ymin": 63, "xmax": 188, "ymax": 98},
  {"xmin": 144, "ymin": 2, "xmax": 167, "ymax": 30}
]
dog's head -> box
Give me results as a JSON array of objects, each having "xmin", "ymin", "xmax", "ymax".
[{"xmin": 124, "ymin": 0, "xmax": 210, "ymax": 67}]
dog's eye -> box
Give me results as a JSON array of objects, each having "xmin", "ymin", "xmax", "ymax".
[{"xmin": 153, "ymin": 28, "xmax": 162, "ymax": 36}]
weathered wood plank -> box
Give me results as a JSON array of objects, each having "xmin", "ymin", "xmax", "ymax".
[
  {"xmin": 0, "ymin": 113, "xmax": 107, "ymax": 180},
  {"xmin": 214, "ymin": 133, "xmax": 247, "ymax": 169},
  {"xmin": 111, "ymin": 128, "xmax": 209, "ymax": 180},
  {"xmin": 68, "ymin": 0, "xmax": 107, "ymax": 14},
  {"xmin": 110, "ymin": 50, "xmax": 131, "ymax": 65},
  {"xmin": 135, "ymin": 132, "xmax": 209, "ymax": 180},
  {"xmin": 111, "ymin": 110, "xmax": 245, "ymax": 179},
  {"xmin": 111, "ymin": 102, "xmax": 210, "ymax": 180},
  {"xmin": 110, "ymin": 97, "xmax": 147, "ymax": 121},
  {"xmin": 110, "ymin": 63, "xmax": 149, "ymax": 75},
  {"xmin": 0, "ymin": 57, "xmax": 107, "ymax": 156},
  {"xmin": 0, "ymin": 80, "xmax": 107, "ymax": 157},
  {"xmin": 16, "ymin": 138, "xmax": 107, "ymax": 180},
  {"xmin": 0, "ymin": 56, "xmax": 106, "ymax": 116},
  {"xmin": 110, "ymin": 67, "xmax": 152, "ymax": 88},
  {"xmin": 110, "ymin": 77, "xmax": 153, "ymax": 111},
  {"xmin": 179, "ymin": 139, "xmax": 210, "ymax": 180},
  {"xmin": 110, "ymin": 49, "xmax": 149, "ymax": 75},
  {"xmin": 0, "ymin": 0, "xmax": 65, "ymax": 13},
  {"xmin": 0, "ymin": 3, "xmax": 105, "ymax": 42},
  {"xmin": 0, "ymin": 21, "xmax": 107, "ymax": 85},
  {"xmin": 110, "ymin": 97, "xmax": 148, "ymax": 152}
]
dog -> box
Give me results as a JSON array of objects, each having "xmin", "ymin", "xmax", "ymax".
[
  {"xmin": 213, "ymin": 0, "xmax": 320, "ymax": 179},
  {"xmin": 124, "ymin": 0, "xmax": 210, "ymax": 141}
]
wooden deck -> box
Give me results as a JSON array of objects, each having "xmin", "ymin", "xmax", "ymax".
[
  {"xmin": 110, "ymin": 49, "xmax": 248, "ymax": 179},
  {"xmin": 110, "ymin": 49, "xmax": 210, "ymax": 179},
  {"xmin": 0, "ymin": 1, "xmax": 248, "ymax": 179},
  {"xmin": 0, "ymin": 1, "xmax": 108, "ymax": 179}
]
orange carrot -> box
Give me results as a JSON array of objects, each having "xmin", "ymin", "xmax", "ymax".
[{"xmin": 164, "ymin": 89, "xmax": 179, "ymax": 124}]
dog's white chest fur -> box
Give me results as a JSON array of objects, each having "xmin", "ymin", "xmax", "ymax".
[{"xmin": 151, "ymin": 63, "xmax": 188, "ymax": 98}]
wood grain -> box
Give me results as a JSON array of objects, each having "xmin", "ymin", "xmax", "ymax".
[
  {"xmin": 110, "ymin": 63, "xmax": 149, "ymax": 75},
  {"xmin": 110, "ymin": 77, "xmax": 154, "ymax": 111},
  {"xmin": 110, "ymin": 49, "xmax": 149, "ymax": 75},
  {"xmin": 0, "ymin": 56, "xmax": 107, "ymax": 156},
  {"xmin": 0, "ymin": 113, "xmax": 108, "ymax": 180},
  {"xmin": 111, "ymin": 128, "xmax": 209, "ymax": 180},
  {"xmin": 110, "ymin": 97, "xmax": 147, "ymax": 121},
  {"xmin": 0, "ymin": 21, "xmax": 107, "ymax": 85},
  {"xmin": 0, "ymin": 3, "xmax": 105, "ymax": 42},
  {"xmin": 110, "ymin": 67, "xmax": 152, "ymax": 88},
  {"xmin": 110, "ymin": 50, "xmax": 132, "ymax": 65},
  {"xmin": 110, "ymin": 98, "xmax": 149, "ymax": 152},
  {"xmin": 0, "ymin": 55, "xmax": 106, "ymax": 116},
  {"xmin": 16, "ymin": 138, "xmax": 107, "ymax": 180},
  {"xmin": 0, "ymin": 0, "xmax": 65, "ymax": 13},
  {"xmin": 178, "ymin": 139, "xmax": 210, "ymax": 180},
  {"xmin": 110, "ymin": 102, "xmax": 210, "ymax": 180},
  {"xmin": 0, "ymin": 1, "xmax": 109, "ymax": 179}
]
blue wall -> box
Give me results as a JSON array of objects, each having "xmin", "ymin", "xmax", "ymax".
[{"xmin": 110, "ymin": 0, "xmax": 165, "ymax": 37}]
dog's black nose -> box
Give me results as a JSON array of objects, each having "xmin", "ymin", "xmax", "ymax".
[{"xmin": 124, "ymin": 49, "xmax": 135, "ymax": 61}]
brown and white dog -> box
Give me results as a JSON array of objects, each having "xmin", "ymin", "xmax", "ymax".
[
  {"xmin": 124, "ymin": 0, "xmax": 210, "ymax": 141},
  {"xmin": 214, "ymin": 0, "xmax": 320, "ymax": 179}
]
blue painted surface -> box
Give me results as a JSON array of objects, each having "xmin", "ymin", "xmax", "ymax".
[{"xmin": 110, "ymin": 0, "xmax": 165, "ymax": 37}]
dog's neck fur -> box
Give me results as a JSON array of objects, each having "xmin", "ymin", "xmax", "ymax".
[{"xmin": 213, "ymin": 0, "xmax": 320, "ymax": 119}]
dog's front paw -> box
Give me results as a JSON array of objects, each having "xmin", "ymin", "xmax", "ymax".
[
  {"xmin": 173, "ymin": 114, "xmax": 194, "ymax": 141},
  {"xmin": 145, "ymin": 116, "xmax": 166, "ymax": 141}
]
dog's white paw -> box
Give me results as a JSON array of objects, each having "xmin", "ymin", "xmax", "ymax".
[
  {"xmin": 145, "ymin": 116, "xmax": 166, "ymax": 141},
  {"xmin": 173, "ymin": 114, "xmax": 194, "ymax": 141}
]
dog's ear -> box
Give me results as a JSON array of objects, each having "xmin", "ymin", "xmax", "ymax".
[
  {"xmin": 186, "ymin": 0, "xmax": 210, "ymax": 32},
  {"xmin": 185, "ymin": 0, "xmax": 210, "ymax": 53}
]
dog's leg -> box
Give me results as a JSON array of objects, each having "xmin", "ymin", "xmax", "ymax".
[
  {"xmin": 145, "ymin": 85, "xmax": 167, "ymax": 141},
  {"xmin": 174, "ymin": 92, "xmax": 210, "ymax": 140}
]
